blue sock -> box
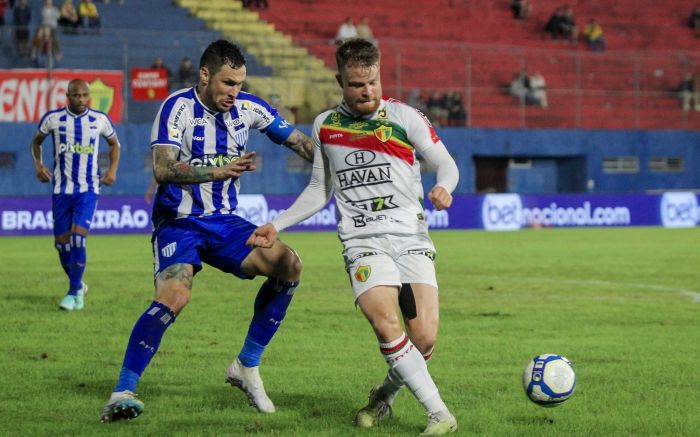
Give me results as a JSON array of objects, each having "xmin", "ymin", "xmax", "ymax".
[
  {"xmin": 55, "ymin": 242, "xmax": 70, "ymax": 276},
  {"xmin": 114, "ymin": 301, "xmax": 176, "ymax": 393},
  {"xmin": 68, "ymin": 233, "xmax": 87, "ymax": 295},
  {"xmin": 238, "ymin": 278, "xmax": 298, "ymax": 367}
]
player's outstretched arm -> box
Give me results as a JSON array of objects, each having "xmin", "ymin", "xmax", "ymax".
[
  {"xmin": 100, "ymin": 136, "xmax": 121, "ymax": 186},
  {"xmin": 30, "ymin": 132, "xmax": 51, "ymax": 183},
  {"xmin": 282, "ymin": 129, "xmax": 315, "ymax": 163},
  {"xmin": 246, "ymin": 223, "xmax": 278, "ymax": 249},
  {"xmin": 152, "ymin": 144, "xmax": 256, "ymax": 184}
]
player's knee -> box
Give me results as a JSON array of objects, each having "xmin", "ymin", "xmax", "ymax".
[
  {"xmin": 410, "ymin": 333, "xmax": 437, "ymax": 356},
  {"xmin": 369, "ymin": 311, "xmax": 403, "ymax": 341},
  {"xmin": 156, "ymin": 285, "xmax": 190, "ymax": 314},
  {"xmin": 276, "ymin": 247, "xmax": 302, "ymax": 280},
  {"xmin": 55, "ymin": 233, "xmax": 70, "ymax": 244}
]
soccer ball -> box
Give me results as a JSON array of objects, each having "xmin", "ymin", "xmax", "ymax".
[{"xmin": 522, "ymin": 354, "xmax": 576, "ymax": 407}]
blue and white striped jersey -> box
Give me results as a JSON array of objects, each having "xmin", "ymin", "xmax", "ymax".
[
  {"xmin": 38, "ymin": 107, "xmax": 116, "ymax": 194},
  {"xmin": 150, "ymin": 88, "xmax": 295, "ymax": 228}
]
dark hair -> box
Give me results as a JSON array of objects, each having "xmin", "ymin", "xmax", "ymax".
[
  {"xmin": 200, "ymin": 40, "xmax": 246, "ymax": 75},
  {"xmin": 335, "ymin": 38, "xmax": 380, "ymax": 71}
]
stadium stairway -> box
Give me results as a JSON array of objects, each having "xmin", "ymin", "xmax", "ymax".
[{"xmin": 176, "ymin": 0, "xmax": 339, "ymax": 121}]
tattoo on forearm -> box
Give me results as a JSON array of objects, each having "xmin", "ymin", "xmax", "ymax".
[
  {"xmin": 285, "ymin": 131, "xmax": 314, "ymax": 163},
  {"xmin": 154, "ymin": 145, "xmax": 215, "ymax": 184},
  {"xmin": 158, "ymin": 263, "xmax": 193, "ymax": 290}
]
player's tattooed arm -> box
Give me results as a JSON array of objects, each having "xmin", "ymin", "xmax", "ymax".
[
  {"xmin": 152, "ymin": 144, "xmax": 256, "ymax": 184},
  {"xmin": 283, "ymin": 129, "xmax": 315, "ymax": 163}
]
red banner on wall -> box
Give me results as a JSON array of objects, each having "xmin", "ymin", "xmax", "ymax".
[
  {"xmin": 0, "ymin": 69, "xmax": 123, "ymax": 123},
  {"xmin": 130, "ymin": 68, "xmax": 169, "ymax": 101}
]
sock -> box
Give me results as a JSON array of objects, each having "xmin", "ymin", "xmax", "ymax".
[
  {"xmin": 379, "ymin": 346, "xmax": 435, "ymax": 404},
  {"xmin": 55, "ymin": 242, "xmax": 70, "ymax": 276},
  {"xmin": 67, "ymin": 233, "xmax": 87, "ymax": 295},
  {"xmin": 114, "ymin": 301, "xmax": 176, "ymax": 393},
  {"xmin": 238, "ymin": 278, "xmax": 298, "ymax": 367},
  {"xmin": 380, "ymin": 333, "xmax": 447, "ymax": 414}
]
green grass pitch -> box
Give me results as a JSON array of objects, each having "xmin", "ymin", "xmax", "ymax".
[{"xmin": 1, "ymin": 227, "xmax": 699, "ymax": 436}]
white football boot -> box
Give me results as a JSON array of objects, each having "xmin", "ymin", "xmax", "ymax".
[
  {"xmin": 421, "ymin": 410, "xmax": 458, "ymax": 435},
  {"xmin": 225, "ymin": 358, "xmax": 275, "ymax": 413},
  {"xmin": 100, "ymin": 390, "xmax": 144, "ymax": 422}
]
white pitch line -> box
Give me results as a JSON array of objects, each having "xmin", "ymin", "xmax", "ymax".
[
  {"xmin": 469, "ymin": 275, "xmax": 700, "ymax": 303},
  {"xmin": 558, "ymin": 279, "xmax": 700, "ymax": 303}
]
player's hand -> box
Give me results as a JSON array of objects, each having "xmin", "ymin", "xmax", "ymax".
[
  {"xmin": 246, "ymin": 223, "xmax": 278, "ymax": 249},
  {"xmin": 35, "ymin": 163, "xmax": 51, "ymax": 183},
  {"xmin": 214, "ymin": 152, "xmax": 257, "ymax": 181},
  {"xmin": 101, "ymin": 169, "xmax": 117, "ymax": 186},
  {"xmin": 428, "ymin": 185, "xmax": 453, "ymax": 210}
]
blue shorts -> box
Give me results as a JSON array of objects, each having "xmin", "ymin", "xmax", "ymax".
[
  {"xmin": 52, "ymin": 191, "xmax": 99, "ymax": 236},
  {"xmin": 152, "ymin": 214, "xmax": 257, "ymax": 279}
]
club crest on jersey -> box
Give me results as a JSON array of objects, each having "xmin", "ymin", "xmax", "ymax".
[
  {"xmin": 374, "ymin": 125, "xmax": 392, "ymax": 143},
  {"xmin": 354, "ymin": 265, "xmax": 371, "ymax": 282}
]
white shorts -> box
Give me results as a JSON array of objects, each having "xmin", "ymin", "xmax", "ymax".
[{"xmin": 342, "ymin": 234, "xmax": 438, "ymax": 301}]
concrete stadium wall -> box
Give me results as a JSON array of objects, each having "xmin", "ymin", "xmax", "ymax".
[{"xmin": 1, "ymin": 123, "xmax": 698, "ymax": 196}]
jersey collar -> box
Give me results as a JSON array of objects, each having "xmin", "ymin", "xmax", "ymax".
[{"xmin": 65, "ymin": 106, "xmax": 89, "ymax": 118}]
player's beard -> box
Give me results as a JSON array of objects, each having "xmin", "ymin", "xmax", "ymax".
[{"xmin": 351, "ymin": 96, "xmax": 380, "ymax": 116}]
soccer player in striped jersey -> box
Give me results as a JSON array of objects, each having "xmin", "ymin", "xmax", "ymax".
[
  {"xmin": 101, "ymin": 40, "xmax": 315, "ymax": 422},
  {"xmin": 247, "ymin": 39, "xmax": 459, "ymax": 435},
  {"xmin": 30, "ymin": 78, "xmax": 121, "ymax": 312}
]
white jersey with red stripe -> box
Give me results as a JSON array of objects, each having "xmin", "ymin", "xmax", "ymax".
[{"xmin": 313, "ymin": 98, "xmax": 443, "ymax": 241}]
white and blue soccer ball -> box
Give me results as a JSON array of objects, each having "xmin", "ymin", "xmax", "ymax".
[{"xmin": 522, "ymin": 354, "xmax": 576, "ymax": 407}]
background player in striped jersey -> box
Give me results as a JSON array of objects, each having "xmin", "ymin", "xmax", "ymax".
[
  {"xmin": 101, "ymin": 40, "xmax": 315, "ymax": 422},
  {"xmin": 30, "ymin": 78, "xmax": 121, "ymax": 311},
  {"xmin": 247, "ymin": 39, "xmax": 459, "ymax": 435}
]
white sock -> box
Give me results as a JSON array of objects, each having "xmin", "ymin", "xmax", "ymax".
[
  {"xmin": 379, "ymin": 333, "xmax": 447, "ymax": 414},
  {"xmin": 379, "ymin": 345, "xmax": 435, "ymax": 403}
]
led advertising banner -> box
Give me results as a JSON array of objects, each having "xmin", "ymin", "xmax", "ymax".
[{"xmin": 1, "ymin": 193, "xmax": 697, "ymax": 236}]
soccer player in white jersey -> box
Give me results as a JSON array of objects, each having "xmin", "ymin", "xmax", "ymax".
[
  {"xmin": 247, "ymin": 39, "xmax": 459, "ymax": 435},
  {"xmin": 30, "ymin": 78, "xmax": 121, "ymax": 311},
  {"xmin": 101, "ymin": 40, "xmax": 315, "ymax": 422}
]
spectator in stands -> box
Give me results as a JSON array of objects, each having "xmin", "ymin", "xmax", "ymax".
[
  {"xmin": 42, "ymin": 0, "xmax": 61, "ymax": 31},
  {"xmin": 151, "ymin": 56, "xmax": 173, "ymax": 89},
  {"xmin": 58, "ymin": 0, "xmax": 80, "ymax": 33},
  {"xmin": 509, "ymin": 70, "xmax": 530, "ymax": 102},
  {"xmin": 31, "ymin": 25, "xmax": 62, "ymax": 67},
  {"xmin": 356, "ymin": 16, "xmax": 376, "ymax": 46},
  {"xmin": 545, "ymin": 7, "xmax": 564, "ymax": 39},
  {"xmin": 426, "ymin": 91, "xmax": 449, "ymax": 127},
  {"xmin": 78, "ymin": 0, "xmax": 101, "ymax": 32},
  {"xmin": 12, "ymin": 0, "xmax": 31, "ymax": 58},
  {"xmin": 407, "ymin": 88, "xmax": 428, "ymax": 114},
  {"xmin": 334, "ymin": 17, "xmax": 357, "ymax": 46},
  {"xmin": 690, "ymin": 6, "xmax": 700, "ymax": 38},
  {"xmin": 447, "ymin": 90, "xmax": 467, "ymax": 126},
  {"xmin": 677, "ymin": 73, "xmax": 700, "ymax": 111},
  {"xmin": 175, "ymin": 57, "xmax": 197, "ymax": 89},
  {"xmin": 583, "ymin": 18, "xmax": 605, "ymax": 51},
  {"xmin": 560, "ymin": 6, "xmax": 578, "ymax": 43},
  {"xmin": 510, "ymin": 0, "xmax": 531, "ymax": 20},
  {"xmin": 528, "ymin": 71, "xmax": 547, "ymax": 107}
]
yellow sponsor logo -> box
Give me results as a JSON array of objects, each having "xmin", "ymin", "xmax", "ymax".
[{"xmin": 354, "ymin": 265, "xmax": 371, "ymax": 282}]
